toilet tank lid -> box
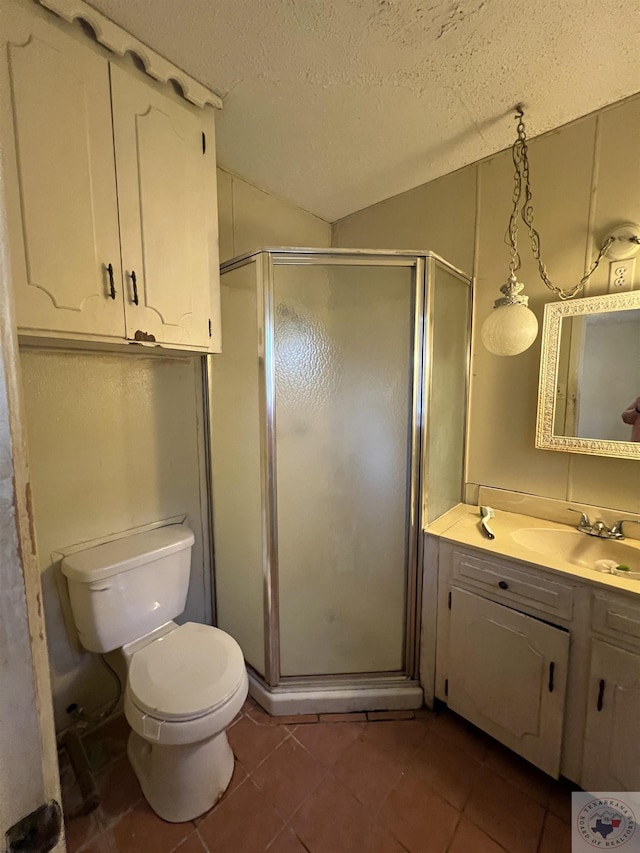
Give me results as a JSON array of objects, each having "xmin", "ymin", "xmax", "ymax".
[{"xmin": 61, "ymin": 524, "xmax": 195, "ymax": 583}]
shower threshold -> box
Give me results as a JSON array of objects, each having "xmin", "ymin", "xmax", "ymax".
[{"xmin": 248, "ymin": 671, "xmax": 424, "ymax": 717}]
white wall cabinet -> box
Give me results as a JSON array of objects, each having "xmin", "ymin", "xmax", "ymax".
[
  {"xmin": 448, "ymin": 587, "xmax": 569, "ymax": 776},
  {"xmin": 111, "ymin": 64, "xmax": 215, "ymax": 349},
  {"xmin": 5, "ymin": 9, "xmax": 125, "ymax": 339},
  {"xmin": 434, "ymin": 540, "xmax": 640, "ymax": 789},
  {"xmin": 2, "ymin": 1, "xmax": 220, "ymax": 352}
]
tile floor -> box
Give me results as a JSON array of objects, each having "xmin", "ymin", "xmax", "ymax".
[{"xmin": 61, "ymin": 699, "xmax": 575, "ymax": 853}]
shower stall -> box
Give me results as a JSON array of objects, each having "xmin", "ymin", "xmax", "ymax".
[{"xmin": 208, "ymin": 248, "xmax": 471, "ymax": 714}]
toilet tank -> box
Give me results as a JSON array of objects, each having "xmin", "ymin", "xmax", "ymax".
[{"xmin": 61, "ymin": 524, "xmax": 195, "ymax": 653}]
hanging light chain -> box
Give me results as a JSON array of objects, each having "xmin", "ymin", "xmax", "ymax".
[
  {"xmin": 511, "ymin": 106, "xmax": 613, "ymax": 300},
  {"xmin": 507, "ymin": 129, "xmax": 523, "ymax": 275}
]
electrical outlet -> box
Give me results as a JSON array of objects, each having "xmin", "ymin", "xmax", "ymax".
[{"xmin": 608, "ymin": 258, "xmax": 636, "ymax": 293}]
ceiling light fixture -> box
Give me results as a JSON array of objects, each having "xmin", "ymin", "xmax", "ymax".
[{"xmin": 480, "ymin": 105, "xmax": 627, "ymax": 357}]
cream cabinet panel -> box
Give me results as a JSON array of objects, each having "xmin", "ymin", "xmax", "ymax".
[
  {"xmin": 5, "ymin": 8, "xmax": 125, "ymax": 338},
  {"xmin": 110, "ymin": 64, "xmax": 214, "ymax": 349},
  {"xmin": 582, "ymin": 639, "xmax": 640, "ymax": 791},
  {"xmin": 448, "ymin": 587, "xmax": 569, "ymax": 776}
]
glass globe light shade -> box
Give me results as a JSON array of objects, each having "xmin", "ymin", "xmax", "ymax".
[{"xmin": 480, "ymin": 302, "xmax": 539, "ymax": 356}]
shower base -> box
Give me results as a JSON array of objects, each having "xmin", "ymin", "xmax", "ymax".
[{"xmin": 248, "ymin": 671, "xmax": 424, "ymax": 716}]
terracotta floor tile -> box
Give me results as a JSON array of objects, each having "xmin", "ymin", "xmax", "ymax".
[
  {"xmin": 61, "ymin": 704, "xmax": 572, "ymax": 853},
  {"xmin": 414, "ymin": 707, "xmax": 436, "ymax": 721},
  {"xmin": 367, "ymin": 710, "xmax": 415, "ymax": 721},
  {"xmin": 63, "ymin": 810, "xmax": 102, "ymax": 853},
  {"xmin": 547, "ymin": 778, "xmax": 575, "ymax": 824},
  {"xmin": 539, "ymin": 811, "xmax": 572, "ymax": 853},
  {"xmin": 265, "ymin": 826, "xmax": 309, "ymax": 852},
  {"xmin": 171, "ymin": 831, "xmax": 209, "ymax": 853},
  {"xmin": 252, "ymin": 736, "xmax": 326, "ymax": 821},
  {"xmin": 227, "ymin": 714, "xmax": 289, "ymax": 771},
  {"xmin": 429, "ymin": 709, "xmax": 488, "ymax": 763},
  {"xmin": 77, "ymin": 830, "xmax": 117, "ymax": 853},
  {"xmin": 361, "ymin": 719, "xmax": 429, "ymax": 766},
  {"xmin": 448, "ymin": 817, "xmax": 507, "ymax": 853},
  {"xmin": 198, "ymin": 778, "xmax": 284, "ymax": 853},
  {"xmin": 83, "ymin": 715, "xmax": 131, "ymax": 773},
  {"xmin": 247, "ymin": 702, "xmax": 285, "ymax": 726},
  {"xmin": 483, "ymin": 740, "xmax": 551, "ymax": 807},
  {"xmin": 333, "ymin": 734, "xmax": 404, "ymax": 810},
  {"xmin": 110, "ymin": 800, "xmax": 193, "ymax": 853},
  {"xmin": 275, "ymin": 713, "xmax": 319, "ymax": 725},
  {"xmin": 227, "ymin": 758, "xmax": 248, "ymax": 795},
  {"xmin": 193, "ymin": 760, "xmax": 247, "ymax": 826},
  {"xmin": 292, "ymin": 721, "xmax": 363, "ymax": 767},
  {"xmin": 319, "ymin": 712, "xmax": 367, "ymax": 722},
  {"xmin": 290, "ymin": 773, "xmax": 402, "ymax": 853},
  {"xmin": 409, "ymin": 727, "xmax": 482, "ymax": 810},
  {"xmin": 96, "ymin": 755, "xmax": 143, "ymax": 823},
  {"xmin": 464, "ymin": 766, "xmax": 545, "ymax": 853},
  {"xmin": 381, "ymin": 770, "xmax": 459, "ymax": 853}
]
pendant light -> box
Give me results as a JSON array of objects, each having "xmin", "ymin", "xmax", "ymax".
[{"xmin": 481, "ymin": 106, "xmax": 615, "ymax": 356}]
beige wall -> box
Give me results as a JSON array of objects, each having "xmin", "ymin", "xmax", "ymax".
[
  {"xmin": 334, "ymin": 94, "xmax": 640, "ymax": 515},
  {"xmin": 217, "ymin": 167, "xmax": 331, "ymax": 262},
  {"xmin": 20, "ymin": 349, "xmax": 210, "ymax": 729}
]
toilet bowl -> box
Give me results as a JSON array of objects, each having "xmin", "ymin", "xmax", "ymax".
[
  {"xmin": 61, "ymin": 523, "xmax": 248, "ymax": 822},
  {"xmin": 123, "ymin": 621, "xmax": 248, "ymax": 822}
]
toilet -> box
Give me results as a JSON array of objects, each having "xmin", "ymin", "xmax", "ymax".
[{"xmin": 61, "ymin": 523, "xmax": 248, "ymax": 823}]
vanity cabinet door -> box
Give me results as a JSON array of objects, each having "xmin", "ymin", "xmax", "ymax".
[
  {"xmin": 581, "ymin": 639, "xmax": 640, "ymax": 792},
  {"xmin": 110, "ymin": 63, "xmax": 216, "ymax": 350},
  {"xmin": 448, "ymin": 587, "xmax": 569, "ymax": 776},
  {"xmin": 4, "ymin": 6, "xmax": 125, "ymax": 339}
]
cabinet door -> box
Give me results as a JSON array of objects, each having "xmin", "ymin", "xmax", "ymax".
[
  {"xmin": 4, "ymin": 6, "xmax": 124, "ymax": 338},
  {"xmin": 110, "ymin": 63, "xmax": 214, "ymax": 349},
  {"xmin": 582, "ymin": 639, "xmax": 640, "ymax": 791},
  {"xmin": 448, "ymin": 587, "xmax": 569, "ymax": 776}
]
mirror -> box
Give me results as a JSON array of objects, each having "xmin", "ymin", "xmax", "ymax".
[{"xmin": 536, "ymin": 290, "xmax": 640, "ymax": 460}]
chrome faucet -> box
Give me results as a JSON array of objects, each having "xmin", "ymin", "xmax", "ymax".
[
  {"xmin": 591, "ymin": 520, "xmax": 610, "ymax": 538},
  {"xmin": 567, "ymin": 508, "xmax": 595, "ymax": 534},
  {"xmin": 568, "ymin": 508, "xmax": 615, "ymax": 538},
  {"xmin": 609, "ymin": 518, "xmax": 640, "ymax": 540}
]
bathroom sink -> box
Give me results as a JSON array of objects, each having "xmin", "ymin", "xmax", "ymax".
[{"xmin": 510, "ymin": 527, "xmax": 640, "ymax": 575}]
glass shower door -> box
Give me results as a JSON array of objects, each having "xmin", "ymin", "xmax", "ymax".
[
  {"xmin": 271, "ymin": 260, "xmax": 420, "ymax": 677},
  {"xmin": 210, "ymin": 259, "xmax": 266, "ymax": 676}
]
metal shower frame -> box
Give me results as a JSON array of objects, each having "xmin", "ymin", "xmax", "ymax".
[{"xmin": 210, "ymin": 247, "xmax": 472, "ymax": 696}]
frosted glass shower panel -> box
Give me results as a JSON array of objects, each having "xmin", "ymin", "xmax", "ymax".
[
  {"xmin": 274, "ymin": 262, "xmax": 415, "ymax": 676},
  {"xmin": 425, "ymin": 263, "xmax": 470, "ymax": 522},
  {"xmin": 210, "ymin": 262, "xmax": 265, "ymax": 675}
]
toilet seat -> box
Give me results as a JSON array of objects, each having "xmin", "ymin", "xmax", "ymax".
[{"xmin": 127, "ymin": 622, "xmax": 246, "ymax": 722}]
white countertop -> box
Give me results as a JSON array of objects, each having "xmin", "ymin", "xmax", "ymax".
[{"xmin": 425, "ymin": 504, "xmax": 640, "ymax": 597}]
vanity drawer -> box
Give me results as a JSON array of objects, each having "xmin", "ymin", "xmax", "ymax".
[
  {"xmin": 451, "ymin": 550, "xmax": 574, "ymax": 620},
  {"xmin": 592, "ymin": 593, "xmax": 640, "ymax": 648}
]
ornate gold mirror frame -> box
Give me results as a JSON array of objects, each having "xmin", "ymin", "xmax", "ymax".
[{"xmin": 536, "ymin": 290, "xmax": 640, "ymax": 460}]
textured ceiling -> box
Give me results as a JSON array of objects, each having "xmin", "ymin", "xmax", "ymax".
[{"xmin": 86, "ymin": 0, "xmax": 640, "ymax": 222}]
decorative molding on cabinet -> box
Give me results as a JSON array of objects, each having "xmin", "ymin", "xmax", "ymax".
[{"xmin": 37, "ymin": 0, "xmax": 223, "ymax": 110}]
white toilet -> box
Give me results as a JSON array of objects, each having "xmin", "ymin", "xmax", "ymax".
[{"xmin": 61, "ymin": 523, "xmax": 248, "ymax": 823}]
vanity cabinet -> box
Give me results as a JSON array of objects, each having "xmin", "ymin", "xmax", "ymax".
[
  {"xmin": 448, "ymin": 587, "xmax": 569, "ymax": 776},
  {"xmin": 434, "ymin": 538, "xmax": 640, "ymax": 789},
  {"xmin": 581, "ymin": 591, "xmax": 640, "ymax": 791},
  {"xmin": 2, "ymin": 0, "xmax": 219, "ymax": 352}
]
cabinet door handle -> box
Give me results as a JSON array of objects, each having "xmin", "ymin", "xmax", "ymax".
[
  {"xmin": 597, "ymin": 679, "xmax": 605, "ymax": 712},
  {"xmin": 548, "ymin": 661, "xmax": 555, "ymax": 693},
  {"xmin": 106, "ymin": 263, "xmax": 116, "ymax": 299},
  {"xmin": 498, "ymin": 580, "xmax": 509, "ymax": 590},
  {"xmin": 130, "ymin": 270, "xmax": 139, "ymax": 305}
]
